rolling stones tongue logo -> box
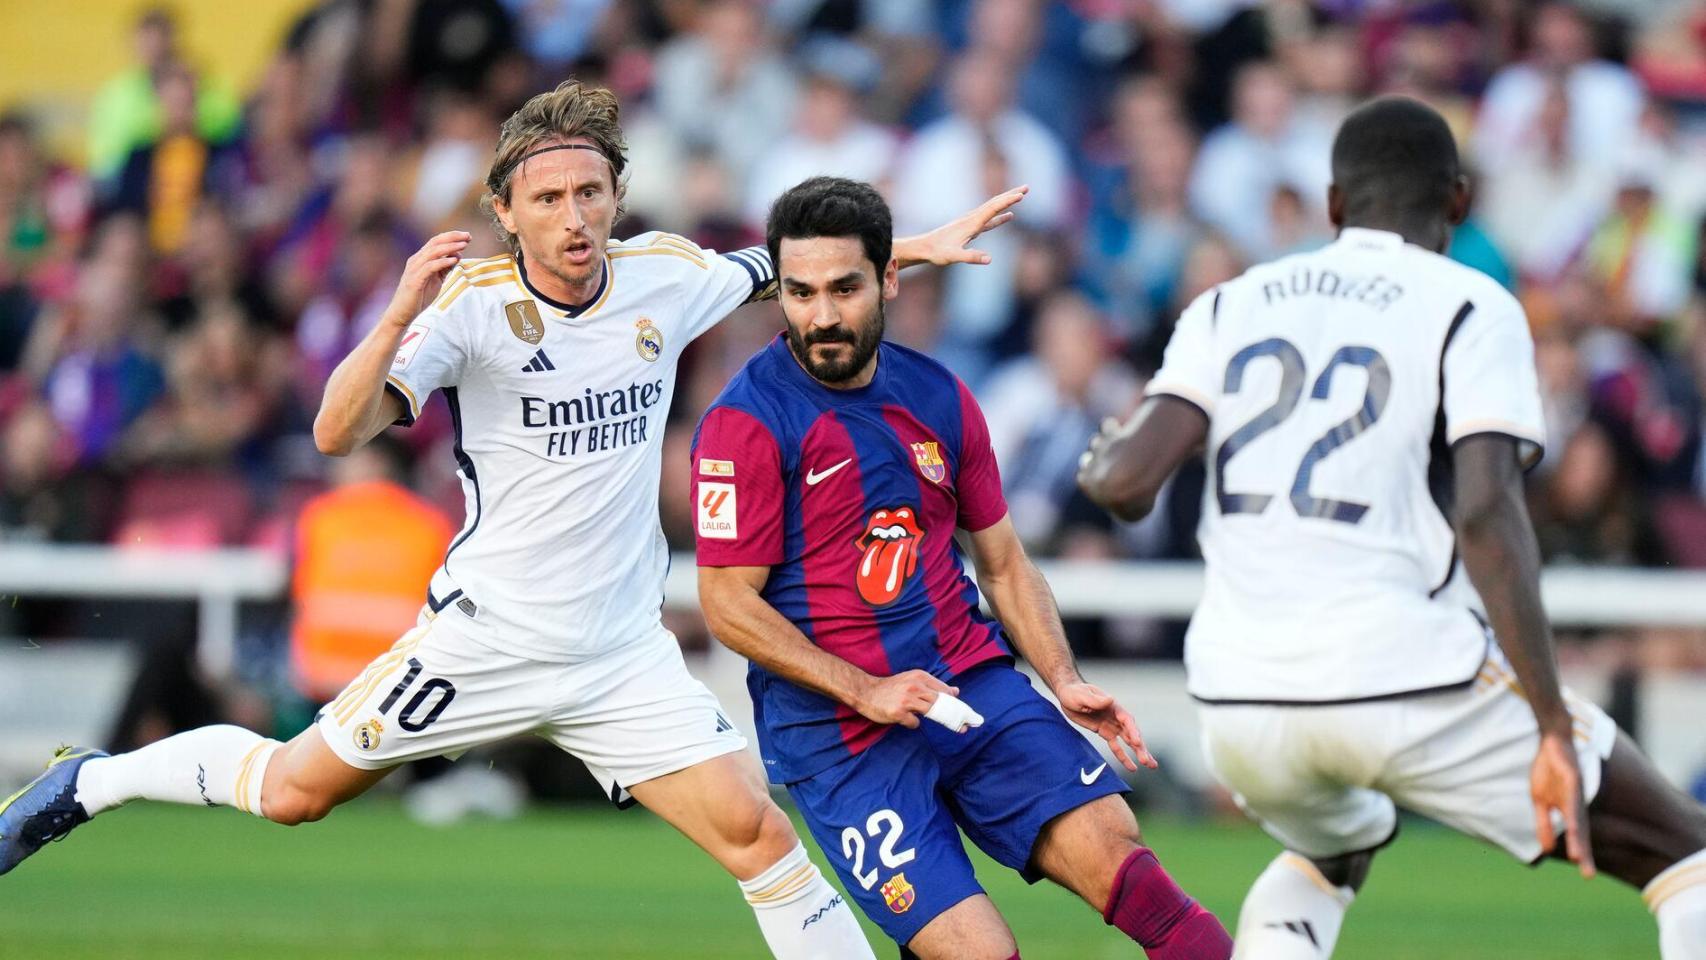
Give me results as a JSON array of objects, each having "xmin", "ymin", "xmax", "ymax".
[{"xmin": 855, "ymin": 506, "xmax": 924, "ymax": 607}]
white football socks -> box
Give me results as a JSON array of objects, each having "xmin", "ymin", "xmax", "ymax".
[
  {"xmin": 1233, "ymin": 851, "xmax": 1354, "ymax": 959},
  {"xmin": 738, "ymin": 842, "xmax": 875, "ymax": 959},
  {"xmin": 74, "ymin": 725, "xmax": 279, "ymax": 818},
  {"xmin": 1647, "ymin": 848, "xmax": 1706, "ymax": 960}
]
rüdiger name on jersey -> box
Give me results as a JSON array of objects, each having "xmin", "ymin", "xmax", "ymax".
[
  {"xmin": 384, "ymin": 233, "xmax": 775, "ymax": 664},
  {"xmin": 1146, "ymin": 226, "xmax": 1542, "ymax": 705}
]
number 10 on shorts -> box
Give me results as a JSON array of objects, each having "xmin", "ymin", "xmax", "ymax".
[
  {"xmin": 842, "ymin": 809, "xmax": 916, "ymax": 890},
  {"xmin": 378, "ymin": 657, "xmax": 457, "ymax": 732}
]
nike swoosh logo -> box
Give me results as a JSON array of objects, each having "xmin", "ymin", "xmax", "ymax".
[
  {"xmin": 805, "ymin": 458, "xmax": 853, "ymax": 486},
  {"xmin": 1080, "ymin": 763, "xmax": 1106, "ymax": 785}
]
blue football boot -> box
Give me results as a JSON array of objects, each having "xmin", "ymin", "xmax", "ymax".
[{"xmin": 0, "ymin": 746, "xmax": 107, "ymax": 876}]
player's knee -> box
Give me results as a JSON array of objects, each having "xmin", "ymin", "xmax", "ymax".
[
  {"xmin": 747, "ymin": 799, "xmax": 799, "ymax": 861},
  {"xmin": 261, "ymin": 783, "xmax": 337, "ymax": 826}
]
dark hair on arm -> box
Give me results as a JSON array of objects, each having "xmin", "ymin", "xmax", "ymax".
[{"xmin": 765, "ymin": 176, "xmax": 893, "ymax": 274}]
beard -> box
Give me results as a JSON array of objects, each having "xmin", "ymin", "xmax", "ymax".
[{"xmin": 786, "ymin": 300, "xmax": 886, "ymax": 384}]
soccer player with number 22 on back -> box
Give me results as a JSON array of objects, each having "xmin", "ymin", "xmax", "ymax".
[
  {"xmin": 693, "ymin": 176, "xmax": 1233, "ymax": 960},
  {"xmin": 1078, "ymin": 97, "xmax": 1706, "ymax": 958}
]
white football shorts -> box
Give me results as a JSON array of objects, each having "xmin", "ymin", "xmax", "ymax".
[
  {"xmin": 315, "ymin": 609, "xmax": 748, "ymax": 805},
  {"xmin": 1197, "ymin": 642, "xmax": 1618, "ymax": 862}
]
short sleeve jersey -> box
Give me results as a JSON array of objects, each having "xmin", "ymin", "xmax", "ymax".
[
  {"xmin": 383, "ymin": 233, "xmax": 775, "ymax": 661},
  {"xmin": 1148, "ymin": 227, "xmax": 1545, "ymax": 704},
  {"xmin": 692, "ymin": 336, "xmax": 1011, "ymax": 783}
]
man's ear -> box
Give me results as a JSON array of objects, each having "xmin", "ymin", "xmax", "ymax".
[
  {"xmin": 1448, "ymin": 175, "xmax": 1472, "ymax": 227},
  {"xmin": 882, "ymin": 258, "xmax": 900, "ymax": 299},
  {"xmin": 492, "ymin": 193, "xmax": 517, "ymax": 235}
]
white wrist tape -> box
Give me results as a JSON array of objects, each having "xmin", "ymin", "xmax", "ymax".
[{"xmin": 923, "ymin": 692, "xmax": 984, "ymax": 733}]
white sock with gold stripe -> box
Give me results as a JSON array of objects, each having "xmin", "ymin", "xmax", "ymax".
[
  {"xmin": 1647, "ymin": 848, "xmax": 1706, "ymax": 959},
  {"xmin": 74, "ymin": 725, "xmax": 280, "ymax": 818},
  {"xmin": 737, "ymin": 843, "xmax": 874, "ymax": 959},
  {"xmin": 1233, "ymin": 851, "xmax": 1354, "ymax": 960}
]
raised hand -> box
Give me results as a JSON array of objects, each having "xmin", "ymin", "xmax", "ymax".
[
  {"xmin": 1055, "ymin": 681, "xmax": 1158, "ymax": 773},
  {"xmin": 1532, "ymin": 731, "xmax": 1595, "ymax": 878},
  {"xmin": 386, "ymin": 231, "xmax": 472, "ymax": 326},
  {"xmin": 895, "ymin": 185, "xmax": 1029, "ymax": 268}
]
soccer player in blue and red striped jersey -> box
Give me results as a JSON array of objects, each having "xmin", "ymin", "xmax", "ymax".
[{"xmin": 694, "ymin": 177, "xmax": 1232, "ymax": 960}]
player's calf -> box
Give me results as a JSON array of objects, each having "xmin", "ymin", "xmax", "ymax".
[
  {"xmin": 1103, "ymin": 847, "xmax": 1233, "ymax": 960},
  {"xmin": 1031, "ymin": 795, "xmax": 1231, "ymax": 959},
  {"xmin": 1231, "ymin": 851, "xmax": 1358, "ymax": 960},
  {"xmin": 901, "ymin": 893, "xmax": 1018, "ymax": 960},
  {"xmin": 629, "ymin": 752, "xmax": 876, "ymax": 959},
  {"xmin": 1583, "ymin": 732, "xmax": 1706, "ymax": 959},
  {"xmin": 73, "ymin": 724, "xmax": 281, "ymax": 819}
]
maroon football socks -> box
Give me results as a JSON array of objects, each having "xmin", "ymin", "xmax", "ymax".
[{"xmin": 1102, "ymin": 847, "xmax": 1233, "ymax": 959}]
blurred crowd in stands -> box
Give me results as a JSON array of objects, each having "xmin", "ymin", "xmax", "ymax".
[{"xmin": 6, "ymin": 0, "xmax": 1706, "ymax": 674}]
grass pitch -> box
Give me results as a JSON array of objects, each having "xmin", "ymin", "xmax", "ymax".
[{"xmin": 0, "ymin": 800, "xmax": 1653, "ymax": 959}]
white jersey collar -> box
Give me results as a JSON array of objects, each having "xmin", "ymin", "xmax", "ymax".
[{"xmin": 1336, "ymin": 227, "xmax": 1405, "ymax": 252}]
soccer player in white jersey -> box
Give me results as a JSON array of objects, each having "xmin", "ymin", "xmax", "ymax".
[
  {"xmin": 1078, "ymin": 97, "xmax": 1706, "ymax": 958},
  {"xmin": 0, "ymin": 80, "xmax": 1025, "ymax": 958}
]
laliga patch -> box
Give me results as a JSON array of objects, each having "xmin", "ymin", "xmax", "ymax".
[
  {"xmin": 392, "ymin": 326, "xmax": 430, "ymax": 369},
  {"xmin": 506, "ymin": 301, "xmax": 545, "ymax": 345},
  {"xmin": 698, "ymin": 482, "xmax": 737, "ymax": 540},
  {"xmin": 353, "ymin": 718, "xmax": 384, "ymax": 752},
  {"xmin": 699, "ymin": 458, "xmax": 735, "ymax": 477}
]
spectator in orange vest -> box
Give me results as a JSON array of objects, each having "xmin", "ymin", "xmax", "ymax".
[{"xmin": 290, "ymin": 434, "xmax": 452, "ymax": 702}]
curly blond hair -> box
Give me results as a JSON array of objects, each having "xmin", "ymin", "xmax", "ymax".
[{"xmin": 482, "ymin": 80, "xmax": 629, "ymax": 253}]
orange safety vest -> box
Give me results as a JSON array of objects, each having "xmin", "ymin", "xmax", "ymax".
[{"xmin": 290, "ymin": 481, "xmax": 454, "ymax": 699}]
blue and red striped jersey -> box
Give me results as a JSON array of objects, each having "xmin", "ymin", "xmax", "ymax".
[{"xmin": 691, "ymin": 334, "xmax": 1012, "ymax": 783}]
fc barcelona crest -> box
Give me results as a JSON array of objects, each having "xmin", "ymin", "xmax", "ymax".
[
  {"xmin": 506, "ymin": 301, "xmax": 545, "ymax": 345},
  {"xmin": 910, "ymin": 442, "xmax": 946, "ymax": 484},
  {"xmin": 636, "ymin": 318, "xmax": 663, "ymax": 362},
  {"xmin": 880, "ymin": 873, "xmax": 915, "ymax": 914}
]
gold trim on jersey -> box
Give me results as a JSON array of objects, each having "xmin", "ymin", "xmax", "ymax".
[
  {"xmin": 526, "ymin": 255, "xmax": 616, "ymax": 320},
  {"xmin": 331, "ymin": 632, "xmax": 425, "ymax": 725},
  {"xmin": 650, "ymin": 233, "xmax": 707, "ymax": 260},
  {"xmin": 433, "ymin": 277, "xmax": 470, "ymax": 310},
  {"xmin": 385, "ymin": 375, "xmax": 421, "ymax": 418},
  {"xmin": 608, "ymin": 246, "xmax": 708, "ymax": 269},
  {"xmin": 432, "ymin": 257, "xmax": 520, "ymax": 311}
]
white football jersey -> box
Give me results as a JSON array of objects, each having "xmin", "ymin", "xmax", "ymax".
[
  {"xmin": 1148, "ymin": 228, "xmax": 1544, "ymax": 703},
  {"xmin": 384, "ymin": 233, "xmax": 776, "ymax": 661}
]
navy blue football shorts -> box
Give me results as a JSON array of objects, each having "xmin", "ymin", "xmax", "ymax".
[{"xmin": 784, "ymin": 662, "xmax": 1130, "ymax": 946}]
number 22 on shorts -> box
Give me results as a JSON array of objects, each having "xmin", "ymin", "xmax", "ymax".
[{"xmin": 841, "ymin": 808, "xmax": 916, "ymax": 890}]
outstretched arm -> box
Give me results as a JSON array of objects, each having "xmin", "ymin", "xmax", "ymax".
[
  {"xmin": 959, "ymin": 515, "xmax": 1156, "ymax": 771},
  {"xmin": 892, "ymin": 186, "xmax": 1028, "ymax": 269},
  {"xmin": 1452, "ymin": 433, "xmax": 1594, "ymax": 878},
  {"xmin": 1076, "ymin": 396, "xmax": 1210, "ymax": 522},
  {"xmin": 698, "ymin": 565, "xmax": 961, "ymax": 729}
]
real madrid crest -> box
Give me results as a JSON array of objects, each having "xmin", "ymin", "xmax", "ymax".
[
  {"xmin": 506, "ymin": 300, "xmax": 545, "ymax": 345},
  {"xmin": 635, "ymin": 318, "xmax": 663, "ymax": 362},
  {"xmin": 910, "ymin": 441, "xmax": 946, "ymax": 484},
  {"xmin": 353, "ymin": 718, "xmax": 384, "ymax": 752}
]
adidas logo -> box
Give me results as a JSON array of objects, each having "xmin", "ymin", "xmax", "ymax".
[
  {"xmin": 1264, "ymin": 919, "xmax": 1320, "ymax": 948},
  {"xmin": 714, "ymin": 712, "xmax": 735, "ymax": 734},
  {"xmin": 521, "ymin": 349, "xmax": 556, "ymax": 373}
]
